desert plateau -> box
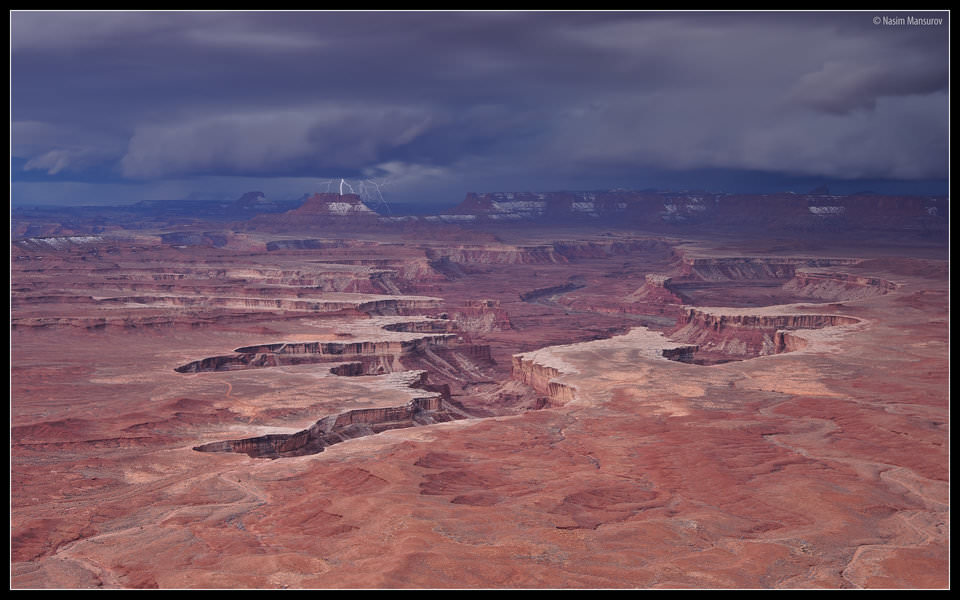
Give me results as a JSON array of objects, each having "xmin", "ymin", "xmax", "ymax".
[
  {"xmin": 11, "ymin": 9, "xmax": 949, "ymax": 590},
  {"xmin": 11, "ymin": 189, "xmax": 949, "ymax": 589}
]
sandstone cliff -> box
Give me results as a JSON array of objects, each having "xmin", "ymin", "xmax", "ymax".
[
  {"xmin": 669, "ymin": 307, "xmax": 862, "ymax": 358},
  {"xmin": 193, "ymin": 372, "xmax": 469, "ymax": 458},
  {"xmin": 511, "ymin": 328, "xmax": 699, "ymax": 406}
]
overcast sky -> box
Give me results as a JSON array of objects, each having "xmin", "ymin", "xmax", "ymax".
[{"xmin": 11, "ymin": 10, "xmax": 950, "ymax": 207}]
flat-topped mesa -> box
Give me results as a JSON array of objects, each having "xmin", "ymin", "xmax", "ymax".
[
  {"xmin": 677, "ymin": 256, "xmax": 862, "ymax": 282},
  {"xmin": 239, "ymin": 193, "xmax": 382, "ymax": 232},
  {"xmin": 512, "ymin": 328, "xmax": 700, "ymax": 405},
  {"xmin": 193, "ymin": 373, "xmax": 466, "ymax": 458},
  {"xmin": 782, "ymin": 271, "xmax": 900, "ymax": 301},
  {"xmin": 663, "ymin": 254, "xmax": 901, "ymax": 304},
  {"xmin": 381, "ymin": 319, "xmax": 456, "ymax": 334},
  {"xmin": 424, "ymin": 244, "xmax": 566, "ymax": 265},
  {"xmin": 319, "ymin": 395, "xmax": 445, "ymax": 431},
  {"xmin": 87, "ymin": 295, "xmax": 437, "ymax": 314},
  {"xmin": 289, "ymin": 193, "xmax": 378, "ymax": 218},
  {"xmin": 438, "ymin": 299, "xmax": 513, "ymax": 334},
  {"xmin": 175, "ymin": 334, "xmax": 457, "ymax": 373},
  {"xmin": 233, "ymin": 336, "xmax": 456, "ymax": 355},
  {"xmin": 645, "ymin": 274, "xmax": 673, "ymax": 287},
  {"xmin": 519, "ymin": 281, "xmax": 586, "ymax": 302},
  {"xmin": 11, "ymin": 295, "xmax": 440, "ymax": 332},
  {"xmin": 670, "ymin": 307, "xmax": 862, "ymax": 359},
  {"xmin": 677, "ymin": 308, "xmax": 860, "ymax": 331}
]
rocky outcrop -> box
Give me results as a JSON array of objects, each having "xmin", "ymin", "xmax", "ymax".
[
  {"xmin": 519, "ymin": 280, "xmax": 586, "ymax": 302},
  {"xmin": 676, "ymin": 308, "xmax": 860, "ymax": 332},
  {"xmin": 193, "ymin": 394, "xmax": 463, "ymax": 458},
  {"xmin": 512, "ymin": 328, "xmax": 699, "ymax": 405},
  {"xmin": 511, "ymin": 356, "xmax": 566, "ymax": 399},
  {"xmin": 669, "ymin": 307, "xmax": 862, "ymax": 358},
  {"xmin": 11, "ymin": 311, "xmax": 359, "ymax": 331},
  {"xmin": 774, "ymin": 330, "xmax": 810, "ymax": 354},
  {"xmin": 677, "ymin": 256, "xmax": 862, "ymax": 282},
  {"xmin": 424, "ymin": 244, "xmax": 566, "ymax": 265},
  {"xmin": 663, "ymin": 255, "xmax": 899, "ymax": 305},
  {"xmin": 782, "ymin": 271, "xmax": 899, "ymax": 301},
  {"xmin": 624, "ymin": 274, "xmax": 687, "ymax": 306},
  {"xmin": 193, "ymin": 373, "xmax": 469, "ymax": 458},
  {"xmin": 660, "ymin": 345, "xmax": 698, "ymax": 363},
  {"xmin": 232, "ymin": 336, "xmax": 454, "ymax": 355},
  {"xmin": 439, "ymin": 299, "xmax": 513, "ymax": 333},
  {"xmin": 13, "ymin": 236, "xmax": 106, "ymax": 252},
  {"xmin": 508, "ymin": 357, "xmax": 576, "ymax": 409},
  {"xmin": 382, "ymin": 319, "xmax": 456, "ymax": 334},
  {"xmin": 240, "ymin": 193, "xmax": 381, "ymax": 232},
  {"xmin": 177, "ymin": 335, "xmax": 457, "ymax": 373},
  {"xmin": 80, "ymin": 294, "xmax": 439, "ymax": 315},
  {"xmin": 288, "ymin": 193, "xmax": 379, "ymax": 218}
]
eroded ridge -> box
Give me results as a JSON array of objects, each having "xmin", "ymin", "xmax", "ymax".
[
  {"xmin": 659, "ymin": 254, "xmax": 899, "ymax": 307},
  {"xmin": 512, "ymin": 304, "xmax": 864, "ymax": 406},
  {"xmin": 180, "ymin": 317, "xmax": 518, "ymax": 458},
  {"xmin": 175, "ymin": 335, "xmax": 459, "ymax": 374},
  {"xmin": 512, "ymin": 327, "xmax": 700, "ymax": 406},
  {"xmin": 10, "ymin": 235, "xmax": 448, "ymax": 331},
  {"xmin": 193, "ymin": 371, "xmax": 469, "ymax": 458},
  {"xmin": 668, "ymin": 307, "xmax": 864, "ymax": 363}
]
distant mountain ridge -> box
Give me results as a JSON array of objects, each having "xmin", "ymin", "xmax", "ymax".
[
  {"xmin": 429, "ymin": 190, "xmax": 947, "ymax": 233},
  {"xmin": 12, "ymin": 188, "xmax": 948, "ymax": 239}
]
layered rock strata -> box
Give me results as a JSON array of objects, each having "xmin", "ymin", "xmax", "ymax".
[
  {"xmin": 677, "ymin": 256, "xmax": 862, "ymax": 281},
  {"xmin": 669, "ymin": 306, "xmax": 863, "ymax": 359},
  {"xmin": 424, "ymin": 244, "xmax": 567, "ymax": 265},
  {"xmin": 193, "ymin": 372, "xmax": 466, "ymax": 458},
  {"xmin": 512, "ymin": 328, "xmax": 700, "ymax": 406}
]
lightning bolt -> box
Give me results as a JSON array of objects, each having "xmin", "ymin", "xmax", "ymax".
[{"xmin": 365, "ymin": 179, "xmax": 392, "ymax": 215}]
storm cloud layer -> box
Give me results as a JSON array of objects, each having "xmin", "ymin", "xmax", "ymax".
[{"xmin": 11, "ymin": 11, "xmax": 949, "ymax": 206}]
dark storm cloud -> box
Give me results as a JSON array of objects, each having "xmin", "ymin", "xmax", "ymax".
[
  {"xmin": 120, "ymin": 105, "xmax": 436, "ymax": 178},
  {"xmin": 788, "ymin": 57, "xmax": 948, "ymax": 114},
  {"xmin": 10, "ymin": 10, "xmax": 949, "ymax": 205}
]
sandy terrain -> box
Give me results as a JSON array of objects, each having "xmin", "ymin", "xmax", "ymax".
[{"xmin": 11, "ymin": 227, "xmax": 948, "ymax": 588}]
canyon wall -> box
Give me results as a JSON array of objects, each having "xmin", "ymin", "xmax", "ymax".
[
  {"xmin": 193, "ymin": 378, "xmax": 463, "ymax": 459},
  {"xmin": 424, "ymin": 245, "xmax": 567, "ymax": 265},
  {"xmin": 178, "ymin": 335, "xmax": 458, "ymax": 373},
  {"xmin": 677, "ymin": 256, "xmax": 862, "ymax": 282},
  {"xmin": 511, "ymin": 328, "xmax": 701, "ymax": 405},
  {"xmin": 783, "ymin": 271, "xmax": 899, "ymax": 301},
  {"xmin": 670, "ymin": 308, "xmax": 862, "ymax": 357}
]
